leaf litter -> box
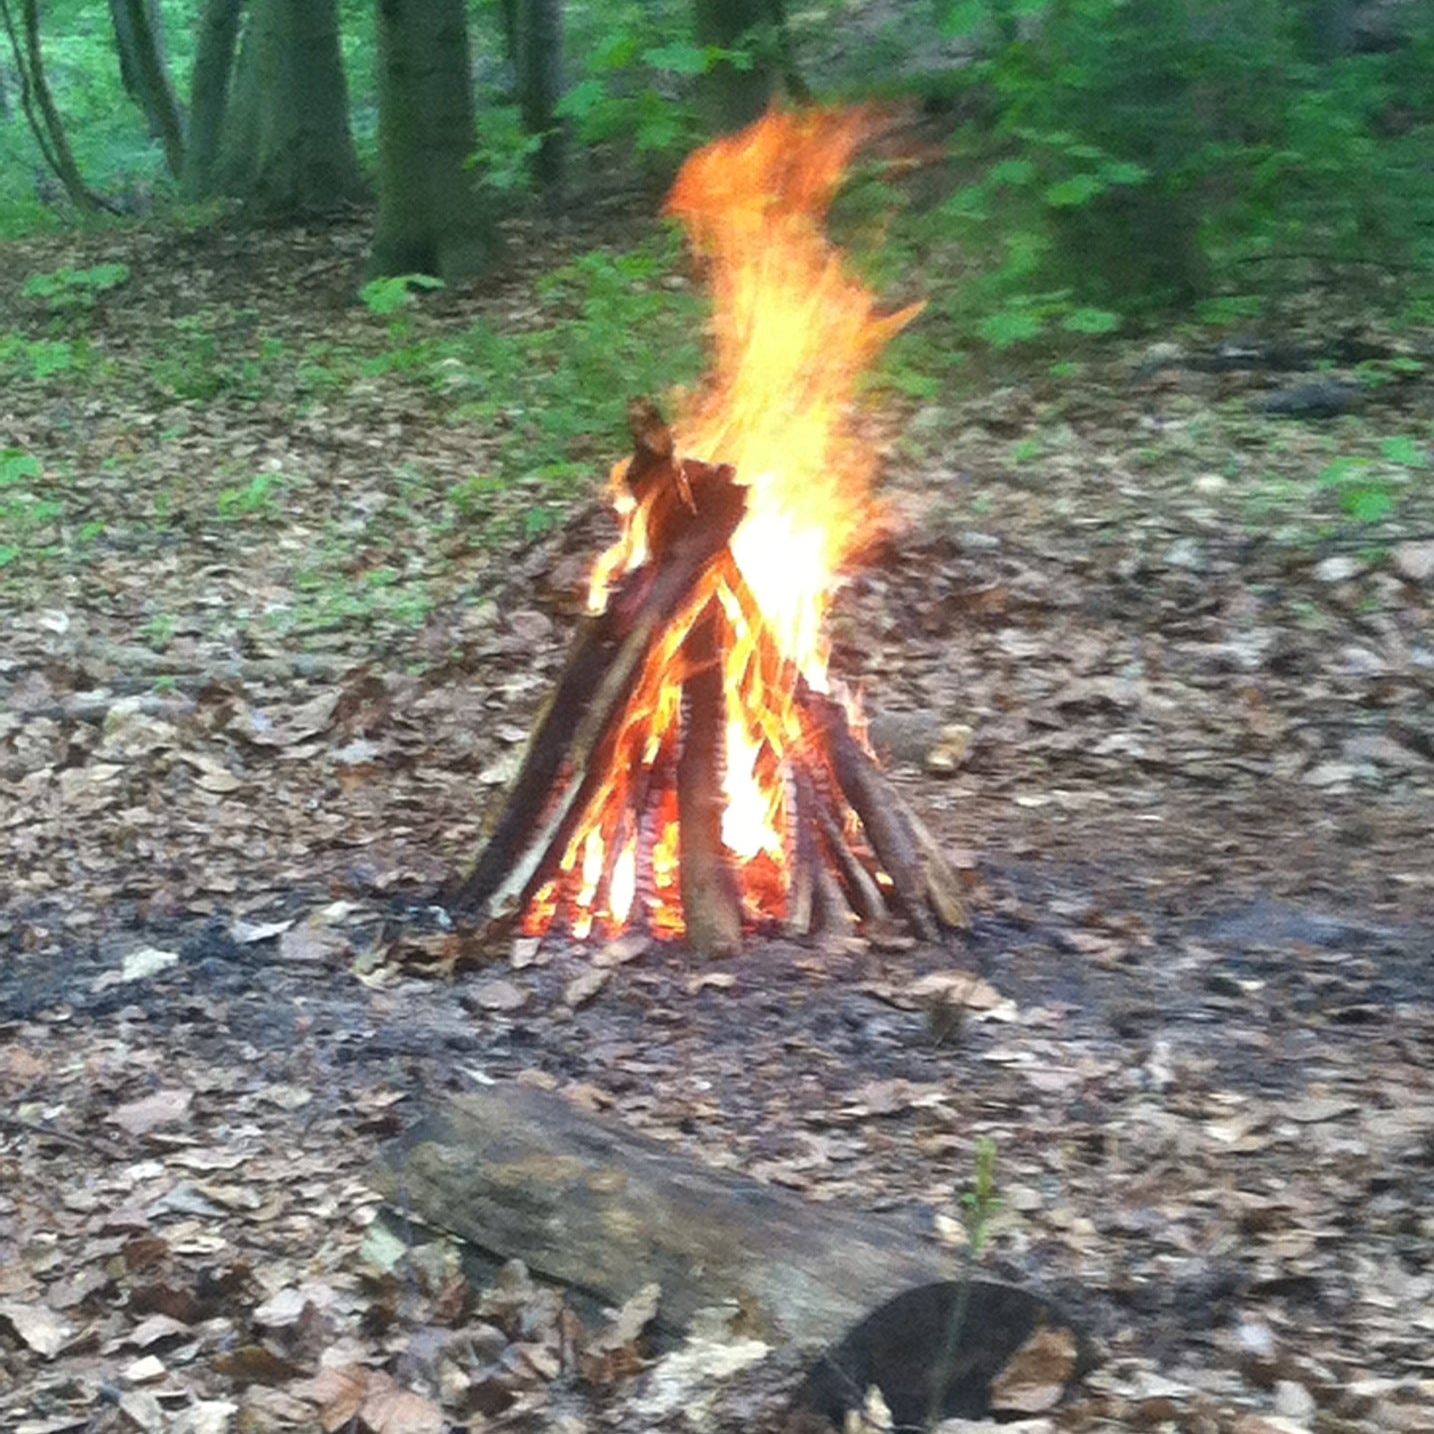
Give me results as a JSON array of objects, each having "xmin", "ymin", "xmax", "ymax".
[{"xmin": 1, "ymin": 217, "xmax": 1432, "ymax": 1433}]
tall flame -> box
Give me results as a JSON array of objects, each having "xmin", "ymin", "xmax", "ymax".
[
  {"xmin": 536, "ymin": 108, "xmax": 916, "ymax": 941},
  {"xmin": 666, "ymin": 108, "xmax": 919, "ymax": 677}
]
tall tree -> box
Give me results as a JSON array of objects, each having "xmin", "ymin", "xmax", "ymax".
[
  {"xmin": 215, "ymin": 0, "xmax": 363, "ymax": 216},
  {"xmin": 0, "ymin": 0, "xmax": 108, "ymax": 211},
  {"xmin": 371, "ymin": 0, "xmax": 495, "ymax": 280},
  {"xmin": 693, "ymin": 0, "xmax": 783, "ymax": 133},
  {"xmin": 108, "ymin": 0, "xmax": 185, "ymax": 177},
  {"xmin": 183, "ymin": 0, "xmax": 244, "ymax": 198},
  {"xmin": 513, "ymin": 0, "xmax": 564, "ymax": 189}
]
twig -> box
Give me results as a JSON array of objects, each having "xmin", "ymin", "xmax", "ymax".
[{"xmin": 0, "ymin": 1113, "xmax": 128, "ymax": 1160}]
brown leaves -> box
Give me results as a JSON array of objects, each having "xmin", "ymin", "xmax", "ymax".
[
  {"xmin": 109, "ymin": 1087, "xmax": 194, "ymax": 1137},
  {"xmin": 989, "ymin": 1322, "xmax": 1080, "ymax": 1414},
  {"xmin": 0, "ymin": 1300, "xmax": 75, "ymax": 1358},
  {"xmin": 309, "ymin": 1366, "xmax": 444, "ymax": 1434}
]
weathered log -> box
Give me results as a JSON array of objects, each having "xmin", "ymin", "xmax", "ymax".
[
  {"xmin": 373, "ymin": 1084, "xmax": 946, "ymax": 1346},
  {"xmin": 373, "ymin": 1087, "xmax": 1094, "ymax": 1427}
]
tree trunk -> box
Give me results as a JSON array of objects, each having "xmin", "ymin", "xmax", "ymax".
[
  {"xmin": 110, "ymin": 0, "xmax": 185, "ymax": 177},
  {"xmin": 182, "ymin": 0, "xmax": 244, "ymax": 199},
  {"xmin": 514, "ymin": 0, "xmax": 564, "ymax": 189},
  {"xmin": 370, "ymin": 0, "xmax": 495, "ymax": 281},
  {"xmin": 215, "ymin": 0, "xmax": 364, "ymax": 217},
  {"xmin": 694, "ymin": 0, "xmax": 774, "ymax": 133},
  {"xmin": 496, "ymin": 0, "xmax": 517, "ymax": 67},
  {"xmin": 1302, "ymin": 0, "xmax": 1357, "ymax": 61},
  {"xmin": 0, "ymin": 0, "xmax": 105, "ymax": 211},
  {"xmin": 768, "ymin": 0, "xmax": 809, "ymax": 103}
]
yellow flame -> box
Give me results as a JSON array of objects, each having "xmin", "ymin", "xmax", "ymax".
[
  {"xmin": 532, "ymin": 109, "xmax": 913, "ymax": 940},
  {"xmin": 667, "ymin": 108, "xmax": 919, "ymax": 680}
]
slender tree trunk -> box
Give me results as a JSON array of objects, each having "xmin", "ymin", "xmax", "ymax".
[
  {"xmin": 215, "ymin": 0, "xmax": 364, "ymax": 217},
  {"xmin": 694, "ymin": 0, "xmax": 774, "ymax": 133},
  {"xmin": 514, "ymin": 0, "xmax": 563, "ymax": 188},
  {"xmin": 183, "ymin": 0, "xmax": 244, "ymax": 198},
  {"xmin": 0, "ymin": 0, "xmax": 106, "ymax": 211},
  {"xmin": 371, "ymin": 0, "xmax": 496, "ymax": 281},
  {"xmin": 1303, "ymin": 0, "xmax": 1357, "ymax": 61},
  {"xmin": 496, "ymin": 0, "xmax": 517, "ymax": 67},
  {"xmin": 768, "ymin": 0, "xmax": 809, "ymax": 102},
  {"xmin": 110, "ymin": 0, "xmax": 185, "ymax": 177}
]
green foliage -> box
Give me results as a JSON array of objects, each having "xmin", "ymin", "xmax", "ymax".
[
  {"xmin": 359, "ymin": 273, "xmax": 444, "ymax": 318},
  {"xmin": 22, "ymin": 263, "xmax": 131, "ymax": 313},
  {"xmin": 0, "ymin": 448, "xmax": 42, "ymax": 488},
  {"xmin": 359, "ymin": 275, "xmax": 446, "ymax": 372},
  {"xmin": 550, "ymin": 5, "xmax": 750, "ymax": 159},
  {"xmin": 0, "ymin": 448, "xmax": 61, "ymax": 568},
  {"xmin": 438, "ymin": 237, "xmax": 704, "ymax": 489},
  {"xmin": 0, "ymin": 332, "xmax": 91, "ymax": 382},
  {"xmin": 149, "ymin": 315, "xmax": 296, "ymax": 404},
  {"xmin": 216, "ymin": 472, "xmax": 287, "ymax": 522},
  {"xmin": 468, "ymin": 106, "xmax": 543, "ymax": 194},
  {"xmin": 917, "ymin": 0, "xmax": 1434, "ymax": 351},
  {"xmin": 1314, "ymin": 438, "xmax": 1423, "ymax": 527},
  {"xmin": 962, "ymin": 1136, "xmax": 1002, "ymax": 1257},
  {"xmin": 138, "ymin": 612, "xmax": 177, "ymax": 648}
]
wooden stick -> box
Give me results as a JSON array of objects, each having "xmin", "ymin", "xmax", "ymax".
[
  {"xmin": 812, "ymin": 800, "xmax": 889, "ymax": 927},
  {"xmin": 676, "ymin": 603, "xmax": 743, "ymax": 956},
  {"xmin": 800, "ymin": 688, "xmax": 965, "ymax": 938},
  {"xmin": 449, "ymin": 475, "xmax": 746, "ymax": 921},
  {"xmin": 785, "ymin": 766, "xmax": 819, "ymax": 936}
]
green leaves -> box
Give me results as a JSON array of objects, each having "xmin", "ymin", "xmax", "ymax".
[
  {"xmin": 1379, "ymin": 435, "xmax": 1425, "ymax": 468},
  {"xmin": 359, "ymin": 274, "xmax": 444, "ymax": 318},
  {"xmin": 0, "ymin": 448, "xmax": 58, "ymax": 570},
  {"xmin": 215, "ymin": 473, "xmax": 288, "ymax": 523},
  {"xmin": 939, "ymin": 0, "xmax": 989, "ymax": 38},
  {"xmin": 1061, "ymin": 306, "xmax": 1120, "ymax": 334},
  {"xmin": 1043, "ymin": 174, "xmax": 1103, "ymax": 208},
  {"xmin": 0, "ymin": 449, "xmax": 42, "ymax": 489},
  {"xmin": 1316, "ymin": 451, "xmax": 1412, "ymax": 527},
  {"xmin": 977, "ymin": 308, "xmax": 1044, "ymax": 348},
  {"xmin": 21, "ymin": 263, "xmax": 130, "ymax": 313},
  {"xmin": 640, "ymin": 42, "xmax": 711, "ymax": 77}
]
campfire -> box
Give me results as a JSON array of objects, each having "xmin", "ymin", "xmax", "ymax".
[{"xmin": 450, "ymin": 110, "xmax": 965, "ymax": 954}]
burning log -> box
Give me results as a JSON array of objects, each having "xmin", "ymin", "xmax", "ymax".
[
  {"xmin": 447, "ymin": 110, "xmax": 969, "ymax": 954},
  {"xmin": 676, "ymin": 605, "xmax": 745, "ymax": 957},
  {"xmin": 448, "ymin": 408, "xmax": 965, "ymax": 952}
]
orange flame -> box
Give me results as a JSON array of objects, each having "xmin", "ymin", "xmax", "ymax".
[{"xmin": 528, "ymin": 108, "xmax": 916, "ymax": 941}]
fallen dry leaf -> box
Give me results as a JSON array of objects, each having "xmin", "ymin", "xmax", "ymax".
[
  {"xmin": 0, "ymin": 1299, "xmax": 75, "ymax": 1358},
  {"xmin": 563, "ymin": 967, "xmax": 609, "ymax": 1007},
  {"xmin": 907, "ymin": 970, "xmax": 1005, "ymax": 1011},
  {"xmin": 109, "ymin": 1087, "xmax": 194, "ymax": 1136},
  {"xmin": 988, "ymin": 1320, "xmax": 1079, "ymax": 1414},
  {"xmin": 469, "ymin": 977, "xmax": 529, "ymax": 1012}
]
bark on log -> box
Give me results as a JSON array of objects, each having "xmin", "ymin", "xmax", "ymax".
[
  {"xmin": 677, "ymin": 604, "xmax": 743, "ymax": 956},
  {"xmin": 446, "ymin": 474, "xmax": 746, "ymax": 920},
  {"xmin": 372, "ymin": 1084, "xmax": 947, "ymax": 1346},
  {"xmin": 802, "ymin": 686, "xmax": 967, "ymax": 935}
]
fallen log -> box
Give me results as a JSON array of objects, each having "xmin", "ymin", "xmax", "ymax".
[
  {"xmin": 373, "ymin": 1086, "xmax": 1092, "ymax": 1429},
  {"xmin": 374, "ymin": 1084, "xmax": 941, "ymax": 1346}
]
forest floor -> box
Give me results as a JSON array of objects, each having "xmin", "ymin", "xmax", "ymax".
[{"xmin": 1, "ymin": 207, "xmax": 1432, "ymax": 1434}]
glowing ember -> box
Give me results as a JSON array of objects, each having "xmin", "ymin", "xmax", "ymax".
[{"xmin": 508, "ymin": 107, "xmax": 919, "ymax": 943}]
